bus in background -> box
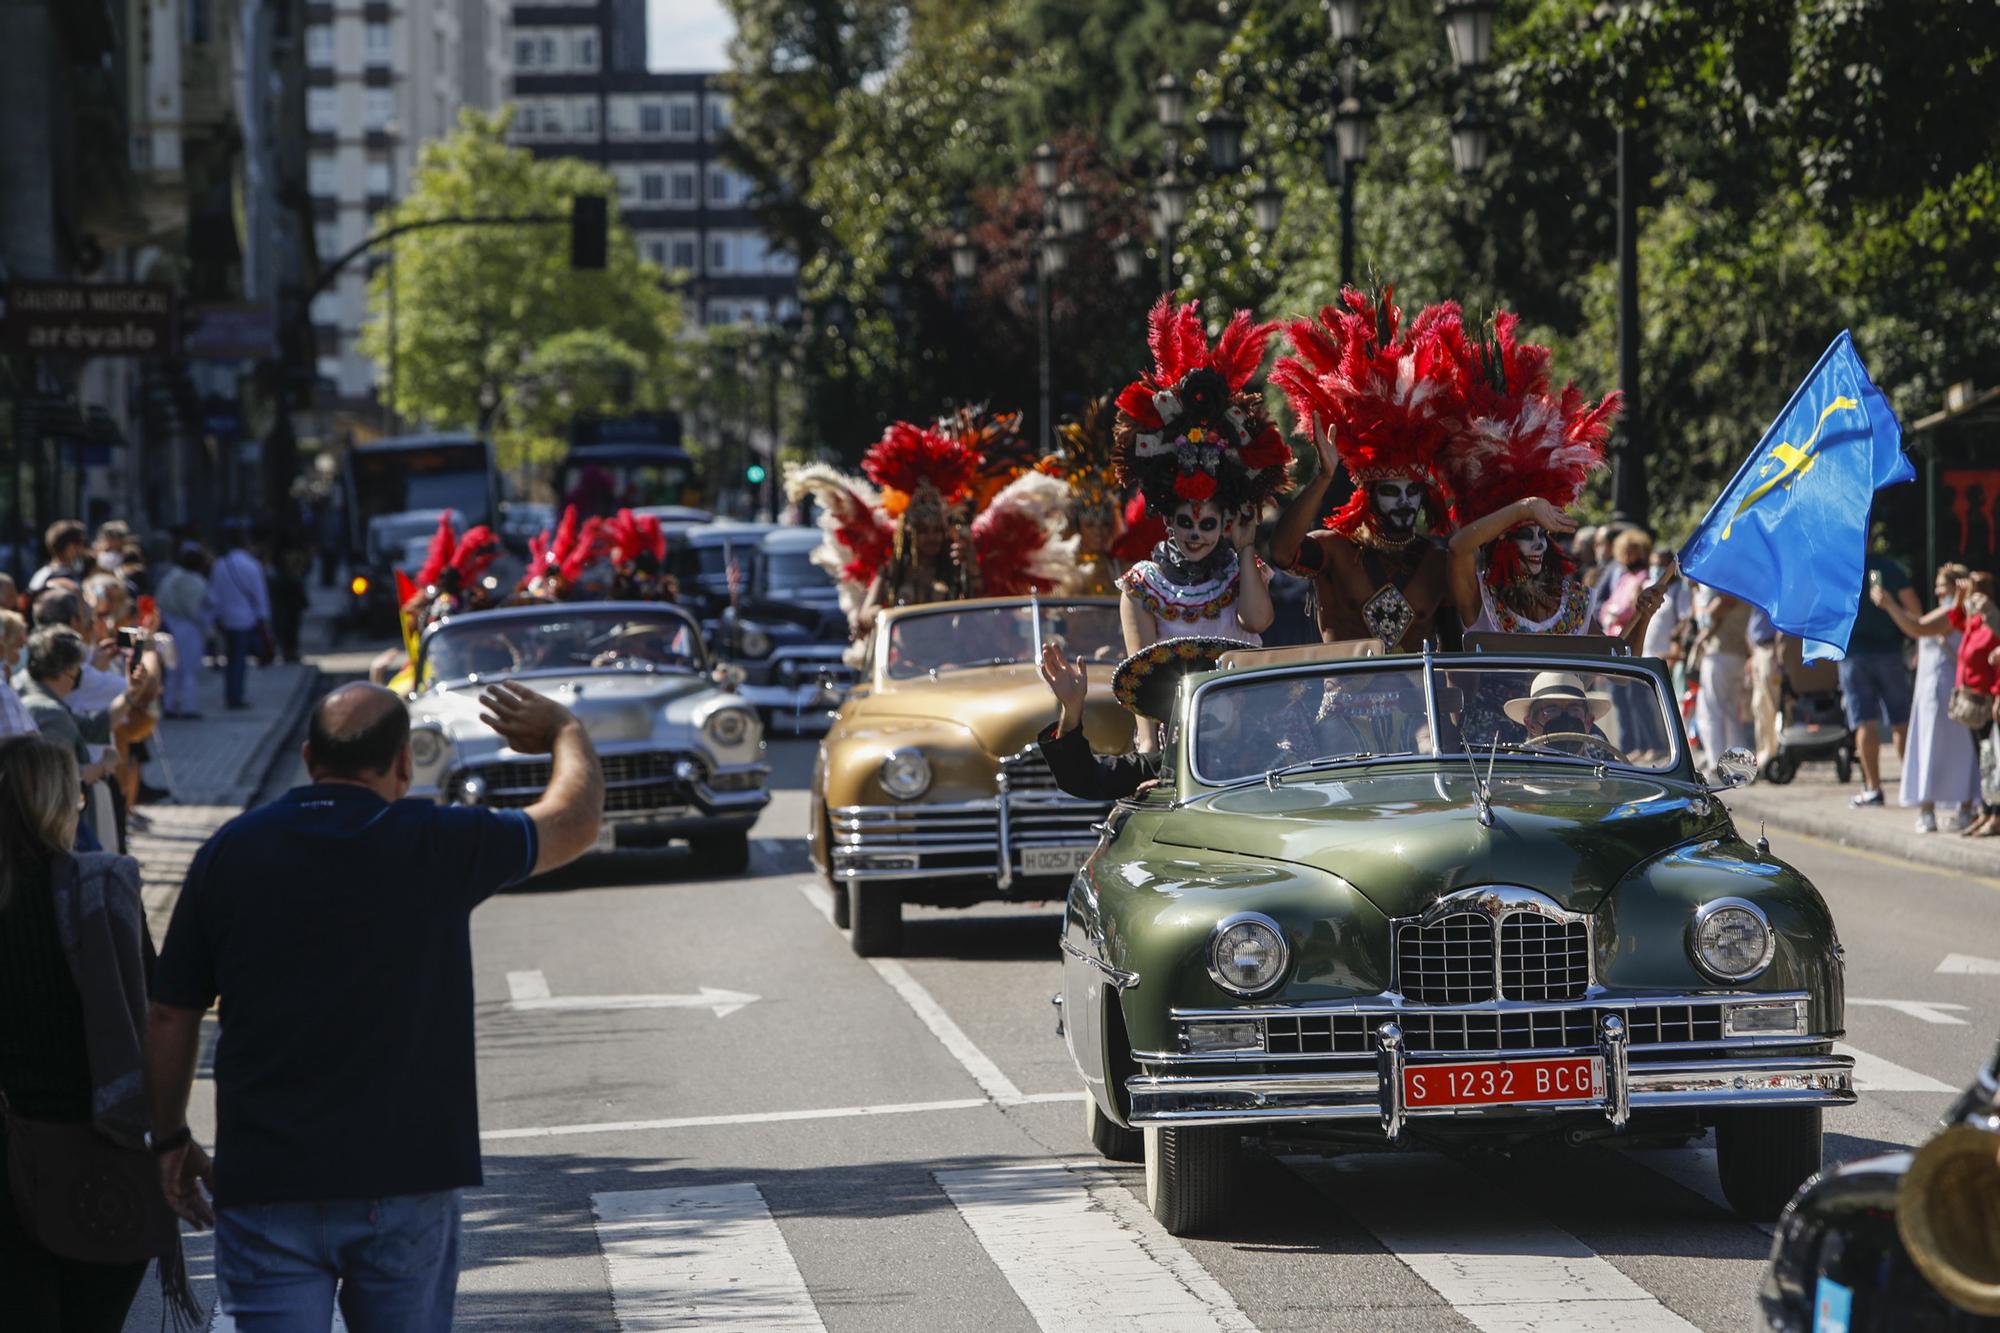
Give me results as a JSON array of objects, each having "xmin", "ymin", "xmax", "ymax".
[
  {"xmin": 558, "ymin": 412, "xmax": 700, "ymax": 518},
  {"xmin": 342, "ymin": 433, "xmax": 501, "ymax": 629}
]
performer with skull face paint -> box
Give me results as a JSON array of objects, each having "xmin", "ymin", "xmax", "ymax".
[
  {"xmin": 1268, "ymin": 289, "xmax": 1462, "ymax": 650},
  {"xmin": 1440, "ymin": 311, "xmax": 1666, "ymax": 645},
  {"xmin": 1111, "ymin": 298, "xmax": 1290, "ymax": 661}
]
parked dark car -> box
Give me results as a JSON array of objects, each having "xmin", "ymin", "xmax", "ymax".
[
  {"xmin": 1757, "ymin": 1041, "xmax": 2000, "ymax": 1331},
  {"xmin": 716, "ymin": 526, "xmax": 856, "ymax": 732}
]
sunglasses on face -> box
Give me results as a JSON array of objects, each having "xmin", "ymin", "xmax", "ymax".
[
  {"xmin": 1530, "ymin": 703, "xmax": 1589, "ymax": 730},
  {"xmin": 1173, "ymin": 514, "xmax": 1221, "ymax": 535}
]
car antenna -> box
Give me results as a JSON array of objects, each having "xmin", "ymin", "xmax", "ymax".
[
  {"xmin": 1030, "ymin": 588, "xmax": 1043, "ymax": 663},
  {"xmin": 1460, "ymin": 736, "xmax": 1494, "ymax": 828}
]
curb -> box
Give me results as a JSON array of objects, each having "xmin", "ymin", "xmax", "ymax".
[{"xmin": 1722, "ymin": 788, "xmax": 2000, "ymax": 879}]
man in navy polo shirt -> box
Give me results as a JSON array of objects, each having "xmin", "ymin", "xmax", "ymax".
[{"xmin": 144, "ymin": 680, "xmax": 604, "ymax": 1330}]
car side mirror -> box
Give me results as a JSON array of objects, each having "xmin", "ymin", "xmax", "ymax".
[{"xmin": 1714, "ymin": 747, "xmax": 1759, "ymax": 789}]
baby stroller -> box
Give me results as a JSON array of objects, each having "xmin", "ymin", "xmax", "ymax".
[{"xmin": 1762, "ymin": 635, "xmax": 1855, "ymax": 784}]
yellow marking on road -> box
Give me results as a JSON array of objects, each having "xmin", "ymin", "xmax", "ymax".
[{"xmin": 1721, "ymin": 395, "xmax": 1860, "ymax": 540}]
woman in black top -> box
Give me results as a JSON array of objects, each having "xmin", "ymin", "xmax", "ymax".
[{"xmin": 0, "ymin": 733, "xmax": 150, "ymax": 1328}]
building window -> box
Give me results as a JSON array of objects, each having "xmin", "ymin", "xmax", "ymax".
[
  {"xmin": 307, "ymin": 88, "xmax": 338, "ymax": 134},
  {"xmin": 365, "ymin": 88, "xmax": 395, "ymax": 132},
  {"xmin": 708, "ymin": 236, "xmax": 730, "ymax": 273},
  {"xmin": 706, "ymin": 168, "xmax": 732, "ymax": 207},
  {"xmin": 607, "ymin": 96, "xmax": 637, "ymax": 138},
  {"xmin": 704, "ymin": 301, "xmax": 733, "ymax": 327},
  {"xmin": 366, "ymin": 160, "xmax": 392, "ymax": 196},
  {"xmin": 669, "ymin": 236, "xmax": 698, "ymax": 272},
  {"xmin": 538, "ymin": 35, "xmax": 557, "ymax": 67},
  {"xmin": 364, "ymin": 21, "xmax": 392, "ymax": 64},
  {"xmin": 667, "ymin": 166, "xmax": 697, "ymax": 206},
  {"xmin": 642, "ymin": 238, "xmax": 667, "ymax": 267},
  {"xmin": 513, "ymin": 102, "xmax": 538, "ymax": 137},
  {"xmin": 514, "ymin": 35, "xmax": 536, "ymax": 68},
  {"xmin": 309, "ymin": 155, "xmax": 337, "ymax": 195},
  {"xmin": 706, "ymin": 96, "xmax": 731, "ymax": 137},
  {"xmin": 639, "ymin": 103, "xmax": 664, "ymax": 137},
  {"xmin": 612, "ymin": 166, "xmax": 639, "ymax": 206},
  {"xmin": 315, "ymin": 223, "xmax": 342, "ymax": 259},
  {"xmin": 572, "ymin": 97, "xmax": 597, "ymax": 138},
  {"xmin": 539, "ymin": 100, "xmax": 567, "ymax": 138},
  {"xmin": 667, "ymin": 99, "xmax": 696, "ymax": 139},
  {"xmin": 640, "ymin": 170, "xmax": 665, "ymax": 203},
  {"xmin": 572, "ymin": 31, "xmax": 598, "ymax": 70},
  {"xmin": 305, "ymin": 23, "xmax": 333, "ymax": 66}
]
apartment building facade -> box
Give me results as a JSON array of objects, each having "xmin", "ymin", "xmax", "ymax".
[
  {"xmin": 508, "ymin": 2, "xmax": 796, "ymax": 327},
  {"xmin": 304, "ymin": 0, "xmax": 510, "ymax": 408}
]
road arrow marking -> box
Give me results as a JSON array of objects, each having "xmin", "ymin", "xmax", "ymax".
[
  {"xmin": 509, "ymin": 987, "xmax": 761, "ymax": 1019},
  {"xmin": 1938, "ymin": 953, "xmax": 2000, "ymax": 975},
  {"xmin": 1834, "ymin": 1043, "xmax": 1958, "ymax": 1093},
  {"xmin": 1847, "ymin": 997, "xmax": 1971, "ymax": 1025}
]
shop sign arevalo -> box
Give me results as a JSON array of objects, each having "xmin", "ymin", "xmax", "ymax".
[{"xmin": 0, "ymin": 281, "xmax": 179, "ymax": 357}]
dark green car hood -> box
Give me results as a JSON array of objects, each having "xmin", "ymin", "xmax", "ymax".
[{"xmin": 1152, "ymin": 766, "xmax": 1727, "ymax": 918}]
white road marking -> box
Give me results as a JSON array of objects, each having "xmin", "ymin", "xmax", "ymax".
[
  {"xmin": 508, "ymin": 987, "xmax": 761, "ymax": 1019},
  {"xmin": 1937, "ymin": 952, "xmax": 2000, "ymax": 975},
  {"xmin": 794, "ymin": 878, "xmax": 836, "ymax": 924},
  {"xmin": 482, "ymin": 1096, "xmax": 989, "ymax": 1141},
  {"xmin": 1834, "ymin": 1043, "xmax": 1958, "ymax": 1092},
  {"xmin": 506, "ymin": 969, "xmax": 551, "ymax": 1000},
  {"xmin": 1320, "ymin": 1155, "xmax": 1700, "ymax": 1332},
  {"xmin": 592, "ymin": 1184, "xmax": 826, "ymax": 1331},
  {"xmin": 1847, "ymin": 997, "xmax": 1970, "ymax": 1025},
  {"xmin": 935, "ymin": 1164, "xmax": 1258, "ymax": 1333},
  {"xmin": 868, "ymin": 957, "xmax": 1027, "ymax": 1104}
]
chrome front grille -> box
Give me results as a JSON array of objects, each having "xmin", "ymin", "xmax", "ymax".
[
  {"xmin": 1395, "ymin": 900, "xmax": 1593, "ymax": 1003},
  {"xmin": 1221, "ymin": 1002, "xmax": 1729, "ymax": 1058},
  {"xmin": 1000, "ymin": 747, "xmax": 1063, "ymax": 793},
  {"xmin": 830, "ymin": 789, "xmax": 1109, "ymax": 881},
  {"xmin": 1397, "ymin": 911, "xmax": 1495, "ymax": 1004},
  {"xmin": 1500, "ymin": 912, "xmax": 1591, "ymax": 1002},
  {"xmin": 458, "ymin": 751, "xmax": 699, "ymax": 813}
]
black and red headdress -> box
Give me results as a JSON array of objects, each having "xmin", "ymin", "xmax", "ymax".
[
  {"xmin": 1270, "ymin": 286, "xmax": 1463, "ymax": 538},
  {"xmin": 1112, "ymin": 297, "xmax": 1289, "ymax": 516},
  {"xmin": 521, "ymin": 504, "xmax": 608, "ymax": 600},
  {"xmin": 410, "ymin": 513, "xmax": 499, "ymax": 616},
  {"xmin": 605, "ymin": 508, "xmax": 674, "ymax": 601}
]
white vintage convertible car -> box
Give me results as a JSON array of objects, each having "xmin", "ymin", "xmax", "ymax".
[{"xmin": 403, "ymin": 601, "xmax": 770, "ymax": 872}]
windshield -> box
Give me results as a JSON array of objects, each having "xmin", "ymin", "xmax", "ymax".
[
  {"xmin": 1191, "ymin": 660, "xmax": 1679, "ymax": 784},
  {"xmin": 560, "ymin": 460, "xmax": 696, "ymax": 517},
  {"xmin": 424, "ymin": 611, "xmax": 702, "ymax": 682},
  {"xmin": 886, "ymin": 602, "xmax": 1123, "ymax": 679},
  {"xmin": 764, "ymin": 550, "xmax": 831, "ymax": 594}
]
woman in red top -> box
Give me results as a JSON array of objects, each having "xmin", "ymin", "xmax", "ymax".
[{"xmin": 1944, "ymin": 572, "xmax": 1999, "ymax": 835}]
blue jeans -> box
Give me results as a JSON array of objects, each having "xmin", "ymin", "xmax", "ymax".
[
  {"xmin": 224, "ymin": 626, "xmax": 256, "ymax": 706},
  {"xmin": 215, "ymin": 1190, "xmax": 461, "ymax": 1332}
]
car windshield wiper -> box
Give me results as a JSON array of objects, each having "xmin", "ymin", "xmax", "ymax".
[{"xmin": 1187, "ymin": 752, "xmax": 1385, "ymax": 802}]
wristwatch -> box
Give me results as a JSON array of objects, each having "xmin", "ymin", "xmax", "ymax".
[{"xmin": 147, "ymin": 1125, "xmax": 193, "ymax": 1155}]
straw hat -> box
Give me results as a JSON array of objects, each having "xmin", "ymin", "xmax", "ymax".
[{"xmin": 1502, "ymin": 671, "xmax": 1613, "ymax": 726}]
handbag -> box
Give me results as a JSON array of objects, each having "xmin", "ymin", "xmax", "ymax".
[
  {"xmin": 1, "ymin": 1095, "xmax": 179, "ymax": 1265},
  {"xmin": 1948, "ymin": 685, "xmax": 1993, "ymax": 729}
]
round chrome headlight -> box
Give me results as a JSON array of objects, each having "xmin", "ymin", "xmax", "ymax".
[
  {"xmin": 1208, "ymin": 912, "xmax": 1289, "ymax": 997},
  {"xmin": 739, "ymin": 626, "xmax": 773, "ymax": 658},
  {"xmin": 1689, "ymin": 897, "xmax": 1775, "ymax": 981},
  {"xmin": 409, "ymin": 726, "xmax": 446, "ymax": 767},
  {"xmin": 879, "ymin": 748, "xmax": 932, "ymax": 800},
  {"xmin": 704, "ymin": 707, "xmax": 754, "ymax": 747}
]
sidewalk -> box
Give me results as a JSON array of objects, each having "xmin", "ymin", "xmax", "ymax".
[
  {"xmin": 130, "ymin": 579, "xmax": 342, "ymax": 936},
  {"xmin": 1719, "ymin": 744, "xmax": 2000, "ymax": 878}
]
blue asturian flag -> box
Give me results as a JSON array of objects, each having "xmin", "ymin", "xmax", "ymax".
[{"xmin": 1680, "ymin": 331, "xmax": 1913, "ymax": 661}]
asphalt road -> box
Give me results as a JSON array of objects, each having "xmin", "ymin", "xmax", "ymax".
[{"xmin": 147, "ymin": 736, "xmax": 2000, "ymax": 1332}]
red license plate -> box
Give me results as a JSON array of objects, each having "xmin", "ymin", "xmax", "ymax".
[{"xmin": 1403, "ymin": 1056, "xmax": 1604, "ymax": 1110}]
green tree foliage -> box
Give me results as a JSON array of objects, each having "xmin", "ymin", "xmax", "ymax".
[{"xmin": 359, "ymin": 110, "xmax": 683, "ymax": 480}]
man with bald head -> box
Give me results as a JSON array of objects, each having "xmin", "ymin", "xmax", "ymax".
[{"xmin": 145, "ymin": 679, "xmax": 603, "ymax": 1328}]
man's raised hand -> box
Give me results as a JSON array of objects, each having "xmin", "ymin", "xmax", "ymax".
[{"xmin": 1038, "ymin": 641, "xmax": 1088, "ymax": 736}]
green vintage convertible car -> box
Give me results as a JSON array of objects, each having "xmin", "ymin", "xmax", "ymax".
[{"xmin": 1060, "ymin": 636, "xmax": 1854, "ymax": 1236}]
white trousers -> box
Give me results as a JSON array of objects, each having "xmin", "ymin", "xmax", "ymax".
[{"xmin": 1697, "ymin": 651, "xmax": 1750, "ymax": 762}]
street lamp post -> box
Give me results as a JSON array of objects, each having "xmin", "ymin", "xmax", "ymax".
[{"xmin": 1612, "ymin": 124, "xmax": 1647, "ymax": 526}]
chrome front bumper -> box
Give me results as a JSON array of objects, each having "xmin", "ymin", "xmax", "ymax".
[
  {"xmin": 830, "ymin": 790, "xmax": 1110, "ymax": 890},
  {"xmin": 1127, "ymin": 1014, "xmax": 1855, "ymax": 1133}
]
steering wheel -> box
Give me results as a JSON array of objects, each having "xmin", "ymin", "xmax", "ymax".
[{"xmin": 1529, "ymin": 731, "xmax": 1627, "ymax": 763}]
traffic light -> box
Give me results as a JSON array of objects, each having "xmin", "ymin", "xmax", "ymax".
[
  {"xmin": 570, "ymin": 194, "xmax": 607, "ymax": 269},
  {"xmin": 745, "ymin": 463, "xmax": 768, "ymax": 486}
]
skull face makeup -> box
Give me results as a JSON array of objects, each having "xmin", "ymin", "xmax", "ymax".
[
  {"xmin": 1508, "ymin": 523, "xmax": 1549, "ymax": 575},
  {"xmin": 1368, "ymin": 479, "xmax": 1427, "ymax": 539},
  {"xmin": 1169, "ymin": 499, "xmax": 1225, "ymax": 562}
]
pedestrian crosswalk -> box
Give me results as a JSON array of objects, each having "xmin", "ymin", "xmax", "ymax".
[{"xmin": 593, "ymin": 1184, "xmax": 826, "ymax": 1331}]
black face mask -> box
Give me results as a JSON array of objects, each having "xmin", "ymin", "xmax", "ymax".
[{"xmin": 1530, "ymin": 704, "xmax": 1590, "ymax": 734}]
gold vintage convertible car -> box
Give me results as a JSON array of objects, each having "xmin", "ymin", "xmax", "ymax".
[{"xmin": 808, "ymin": 596, "xmax": 1134, "ymax": 955}]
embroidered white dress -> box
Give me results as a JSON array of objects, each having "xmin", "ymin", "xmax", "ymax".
[
  {"xmin": 1118, "ymin": 553, "xmax": 1262, "ymax": 647},
  {"xmin": 1467, "ymin": 569, "xmax": 1592, "ymax": 636}
]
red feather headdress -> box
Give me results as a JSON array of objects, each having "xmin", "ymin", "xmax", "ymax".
[
  {"xmin": 861, "ymin": 420, "xmax": 978, "ymax": 519},
  {"xmin": 1112, "ymin": 296, "xmax": 1287, "ymax": 516},
  {"xmin": 448, "ymin": 525, "xmax": 498, "ymax": 587},
  {"xmin": 1437, "ymin": 311, "xmax": 1621, "ymax": 585},
  {"xmin": 414, "ymin": 512, "xmax": 458, "ymax": 589},
  {"xmin": 1271, "ymin": 286, "xmax": 1463, "ymax": 538},
  {"xmin": 521, "ymin": 504, "xmax": 608, "ymax": 596},
  {"xmin": 604, "ymin": 508, "xmax": 666, "ymax": 568}
]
